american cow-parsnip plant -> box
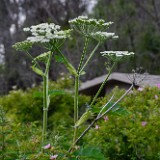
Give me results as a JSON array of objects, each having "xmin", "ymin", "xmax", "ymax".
[{"xmin": 13, "ymin": 16, "xmax": 134, "ymax": 159}]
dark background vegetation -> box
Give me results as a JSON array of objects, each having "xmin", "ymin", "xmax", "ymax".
[{"xmin": 0, "ymin": 0, "xmax": 160, "ymax": 94}]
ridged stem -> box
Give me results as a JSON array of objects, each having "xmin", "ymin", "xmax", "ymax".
[
  {"xmin": 80, "ymin": 42, "xmax": 100, "ymax": 73},
  {"xmin": 90, "ymin": 62, "xmax": 116, "ymax": 106},
  {"xmin": 42, "ymin": 74, "xmax": 48, "ymax": 151},
  {"xmin": 72, "ymin": 41, "xmax": 100, "ymax": 149},
  {"xmin": 74, "ymin": 76, "xmax": 79, "ymax": 123},
  {"xmin": 77, "ymin": 37, "xmax": 89, "ymax": 74},
  {"xmin": 73, "ymin": 37, "xmax": 89, "ymax": 144},
  {"xmin": 41, "ymin": 52, "xmax": 52, "ymax": 152}
]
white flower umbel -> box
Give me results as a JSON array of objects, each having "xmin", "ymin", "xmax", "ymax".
[
  {"xmin": 101, "ymin": 51, "xmax": 134, "ymax": 57},
  {"xmin": 101, "ymin": 51, "xmax": 134, "ymax": 61},
  {"xmin": 69, "ymin": 16, "xmax": 113, "ymax": 37},
  {"xmin": 23, "ymin": 23, "xmax": 71, "ymax": 43},
  {"xmin": 90, "ymin": 32, "xmax": 118, "ymax": 42}
]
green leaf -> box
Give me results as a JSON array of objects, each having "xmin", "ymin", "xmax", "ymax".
[
  {"xmin": 31, "ymin": 65, "xmax": 44, "ymax": 77},
  {"xmin": 111, "ymin": 106, "xmax": 131, "ymax": 116},
  {"xmin": 92, "ymin": 102, "xmax": 130, "ymax": 116},
  {"xmin": 91, "ymin": 102, "xmax": 118, "ymax": 114},
  {"xmin": 54, "ymin": 54, "xmax": 65, "ymax": 63}
]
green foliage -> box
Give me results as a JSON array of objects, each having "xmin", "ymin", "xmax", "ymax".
[
  {"xmin": 0, "ymin": 75, "xmax": 90, "ymax": 125},
  {"xmin": 84, "ymin": 86, "xmax": 160, "ymax": 159},
  {"xmin": 0, "ymin": 109, "xmax": 42, "ymax": 160},
  {"xmin": 71, "ymin": 146, "xmax": 106, "ymax": 160},
  {"xmin": 1, "ymin": 84, "xmax": 160, "ymax": 159}
]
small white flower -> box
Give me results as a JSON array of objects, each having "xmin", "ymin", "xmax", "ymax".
[
  {"xmin": 90, "ymin": 32, "xmax": 118, "ymax": 41},
  {"xmin": 69, "ymin": 16, "xmax": 113, "ymax": 36},
  {"xmin": 23, "ymin": 27, "xmax": 30, "ymax": 31},
  {"xmin": 101, "ymin": 51, "xmax": 134, "ymax": 62},
  {"xmin": 101, "ymin": 51, "xmax": 134, "ymax": 57},
  {"xmin": 23, "ymin": 23, "xmax": 71, "ymax": 43},
  {"xmin": 113, "ymin": 35, "xmax": 119, "ymax": 39},
  {"xmin": 69, "ymin": 16, "xmax": 88, "ymax": 24}
]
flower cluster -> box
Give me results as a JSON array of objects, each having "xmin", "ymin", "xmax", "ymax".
[
  {"xmin": 12, "ymin": 40, "xmax": 33, "ymax": 51},
  {"xmin": 91, "ymin": 32, "xmax": 118, "ymax": 42},
  {"xmin": 101, "ymin": 51, "xmax": 134, "ymax": 62},
  {"xmin": 69, "ymin": 16, "xmax": 114, "ymax": 41},
  {"xmin": 101, "ymin": 51, "xmax": 134, "ymax": 57},
  {"xmin": 23, "ymin": 23, "xmax": 72, "ymax": 43}
]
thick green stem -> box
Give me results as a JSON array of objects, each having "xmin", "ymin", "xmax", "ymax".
[
  {"xmin": 90, "ymin": 62, "xmax": 116, "ymax": 106},
  {"xmin": 41, "ymin": 52, "xmax": 52, "ymax": 151},
  {"xmin": 73, "ymin": 37, "xmax": 89, "ymax": 144},
  {"xmin": 74, "ymin": 76, "xmax": 79, "ymax": 123},
  {"xmin": 72, "ymin": 41, "xmax": 100, "ymax": 147},
  {"xmin": 42, "ymin": 74, "xmax": 48, "ymax": 151},
  {"xmin": 77, "ymin": 37, "xmax": 89, "ymax": 74},
  {"xmin": 73, "ymin": 76, "xmax": 79, "ymax": 143}
]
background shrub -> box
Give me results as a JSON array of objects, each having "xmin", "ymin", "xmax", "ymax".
[
  {"xmin": 84, "ymin": 86, "xmax": 160, "ymax": 160},
  {"xmin": 1, "ymin": 77, "xmax": 160, "ymax": 159},
  {"xmin": 0, "ymin": 75, "xmax": 90, "ymax": 127}
]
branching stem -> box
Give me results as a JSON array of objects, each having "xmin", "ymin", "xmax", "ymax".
[
  {"xmin": 90, "ymin": 62, "xmax": 116, "ymax": 106},
  {"xmin": 77, "ymin": 37, "xmax": 89, "ymax": 74},
  {"xmin": 80, "ymin": 42, "xmax": 100, "ymax": 73},
  {"xmin": 68, "ymin": 83, "xmax": 134, "ymax": 153}
]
